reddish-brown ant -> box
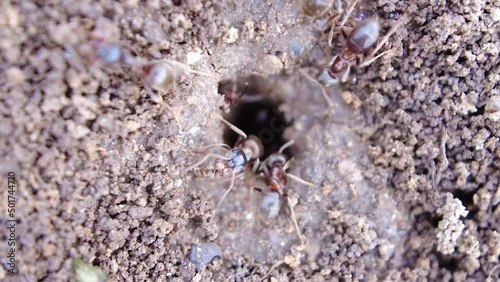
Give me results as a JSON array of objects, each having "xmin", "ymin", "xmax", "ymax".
[
  {"xmin": 254, "ymin": 140, "xmax": 317, "ymax": 245},
  {"xmin": 183, "ymin": 115, "xmax": 264, "ymax": 211},
  {"xmin": 315, "ymin": 0, "xmax": 408, "ymax": 86}
]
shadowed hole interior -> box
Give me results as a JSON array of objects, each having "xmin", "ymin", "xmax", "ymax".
[{"xmin": 222, "ymin": 99, "xmax": 292, "ymax": 160}]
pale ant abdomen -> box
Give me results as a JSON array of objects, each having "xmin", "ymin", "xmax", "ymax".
[{"xmin": 346, "ymin": 18, "xmax": 380, "ymax": 54}]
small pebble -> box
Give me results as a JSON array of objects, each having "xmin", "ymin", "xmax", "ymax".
[
  {"xmin": 73, "ymin": 258, "xmax": 107, "ymax": 282},
  {"xmin": 256, "ymin": 55, "xmax": 283, "ymax": 75},
  {"xmin": 186, "ymin": 52, "xmax": 203, "ymax": 65},
  {"xmin": 224, "ymin": 27, "xmax": 239, "ymax": 44},
  {"xmin": 189, "ymin": 242, "xmax": 222, "ymax": 269},
  {"xmin": 96, "ymin": 42, "xmax": 122, "ymax": 64},
  {"xmin": 290, "ymin": 41, "xmax": 304, "ymax": 55}
]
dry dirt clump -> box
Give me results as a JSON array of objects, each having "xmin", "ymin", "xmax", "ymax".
[
  {"xmin": 352, "ymin": 0, "xmax": 500, "ymax": 280},
  {"xmin": 0, "ymin": 0, "xmax": 499, "ymax": 281}
]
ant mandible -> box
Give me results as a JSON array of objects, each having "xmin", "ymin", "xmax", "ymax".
[
  {"xmin": 254, "ymin": 140, "xmax": 318, "ymax": 245},
  {"xmin": 317, "ymin": 0, "xmax": 408, "ymax": 86}
]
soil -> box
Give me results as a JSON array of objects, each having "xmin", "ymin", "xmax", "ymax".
[{"xmin": 0, "ymin": 0, "xmax": 499, "ymax": 281}]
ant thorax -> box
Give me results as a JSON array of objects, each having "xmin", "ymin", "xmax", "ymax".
[{"xmin": 261, "ymin": 153, "xmax": 288, "ymax": 192}]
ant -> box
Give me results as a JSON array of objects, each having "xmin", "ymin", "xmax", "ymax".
[
  {"xmin": 183, "ymin": 115, "xmax": 264, "ymax": 211},
  {"xmin": 314, "ymin": 0, "xmax": 408, "ymax": 87},
  {"xmin": 254, "ymin": 140, "xmax": 318, "ymax": 245},
  {"xmin": 70, "ymin": 37, "xmax": 215, "ymax": 127}
]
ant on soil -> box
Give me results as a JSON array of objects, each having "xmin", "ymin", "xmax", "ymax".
[
  {"xmin": 319, "ymin": 0, "xmax": 408, "ymax": 85},
  {"xmin": 183, "ymin": 115, "xmax": 264, "ymax": 212},
  {"xmin": 254, "ymin": 140, "xmax": 318, "ymax": 245},
  {"xmin": 302, "ymin": 0, "xmax": 408, "ymax": 105},
  {"xmin": 70, "ymin": 37, "xmax": 214, "ymax": 127}
]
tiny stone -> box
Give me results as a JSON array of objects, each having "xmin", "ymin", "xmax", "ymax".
[
  {"xmin": 284, "ymin": 255, "xmax": 300, "ymax": 268},
  {"xmin": 5, "ymin": 67, "xmax": 25, "ymax": 85},
  {"xmin": 126, "ymin": 120, "xmax": 141, "ymax": 132},
  {"xmin": 189, "ymin": 242, "xmax": 222, "ymax": 269},
  {"xmin": 186, "ymin": 52, "xmax": 203, "ymax": 65},
  {"xmin": 224, "ymin": 27, "xmax": 239, "ymax": 44},
  {"xmin": 186, "ymin": 95, "xmax": 198, "ymax": 105},
  {"xmin": 256, "ymin": 55, "xmax": 283, "ymax": 75},
  {"xmin": 192, "ymin": 274, "xmax": 202, "ymax": 282}
]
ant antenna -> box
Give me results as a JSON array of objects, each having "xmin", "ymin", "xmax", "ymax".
[
  {"xmin": 278, "ymin": 139, "xmax": 295, "ymax": 154},
  {"xmin": 214, "ymin": 114, "xmax": 248, "ymax": 139},
  {"xmin": 287, "ymin": 174, "xmax": 318, "ymax": 188},
  {"xmin": 186, "ymin": 143, "xmax": 231, "ymax": 153}
]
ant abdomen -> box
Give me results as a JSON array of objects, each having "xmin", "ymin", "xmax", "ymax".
[
  {"xmin": 347, "ymin": 18, "xmax": 381, "ymax": 54},
  {"xmin": 141, "ymin": 62, "xmax": 177, "ymax": 93},
  {"xmin": 259, "ymin": 191, "xmax": 281, "ymax": 220}
]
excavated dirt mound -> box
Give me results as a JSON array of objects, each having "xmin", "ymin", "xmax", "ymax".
[{"xmin": 0, "ymin": 0, "xmax": 498, "ymax": 281}]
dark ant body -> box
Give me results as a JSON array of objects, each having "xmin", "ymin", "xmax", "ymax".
[{"xmin": 254, "ymin": 140, "xmax": 317, "ymax": 245}]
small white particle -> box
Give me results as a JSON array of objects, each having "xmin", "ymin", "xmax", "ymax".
[
  {"xmin": 186, "ymin": 52, "xmax": 203, "ymax": 65},
  {"xmin": 491, "ymin": 8, "xmax": 500, "ymax": 22},
  {"xmin": 188, "ymin": 127, "xmax": 200, "ymax": 135},
  {"xmin": 225, "ymin": 27, "xmax": 239, "ymax": 44}
]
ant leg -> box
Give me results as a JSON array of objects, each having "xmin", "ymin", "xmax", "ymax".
[
  {"xmin": 287, "ymin": 173, "xmax": 318, "ymax": 188},
  {"xmin": 323, "ymin": 0, "xmax": 347, "ymax": 45},
  {"xmin": 278, "ymin": 139, "xmax": 295, "ymax": 154},
  {"xmin": 251, "ymin": 158, "xmax": 260, "ymax": 172},
  {"xmin": 299, "ymin": 69, "xmax": 335, "ymax": 107},
  {"xmin": 214, "ymin": 171, "xmax": 237, "ymax": 211},
  {"xmin": 324, "ymin": 14, "xmax": 342, "ymax": 46},
  {"xmin": 367, "ymin": 14, "xmax": 409, "ymax": 58},
  {"xmin": 183, "ymin": 153, "xmax": 230, "ymax": 173},
  {"xmin": 339, "ymin": 0, "xmax": 360, "ymax": 27},
  {"xmin": 205, "ymin": 172, "xmax": 244, "ymax": 184},
  {"xmin": 282, "ymin": 158, "xmax": 318, "ymax": 187},
  {"xmin": 145, "ymin": 86, "xmax": 182, "ymax": 129},
  {"xmin": 358, "ymin": 48, "xmax": 395, "ymax": 68},
  {"xmin": 285, "ymin": 194, "xmax": 306, "ymax": 245},
  {"xmin": 340, "ymin": 64, "xmax": 351, "ymax": 83}
]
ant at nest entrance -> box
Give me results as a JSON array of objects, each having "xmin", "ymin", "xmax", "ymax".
[{"xmin": 185, "ymin": 74, "xmax": 319, "ymax": 260}]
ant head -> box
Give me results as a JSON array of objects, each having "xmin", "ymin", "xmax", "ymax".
[
  {"xmin": 259, "ymin": 191, "xmax": 280, "ymax": 220},
  {"xmin": 235, "ymin": 135, "xmax": 264, "ymax": 161},
  {"xmin": 264, "ymin": 153, "xmax": 287, "ymax": 168},
  {"xmin": 318, "ymin": 68, "xmax": 339, "ymax": 87},
  {"xmin": 225, "ymin": 148, "xmax": 248, "ymax": 172}
]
